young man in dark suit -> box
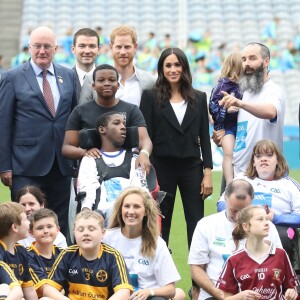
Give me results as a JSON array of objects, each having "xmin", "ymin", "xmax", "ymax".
[{"xmin": 71, "ymin": 28, "xmax": 100, "ymax": 103}]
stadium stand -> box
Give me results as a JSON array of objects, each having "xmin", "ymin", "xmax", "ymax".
[{"xmin": 0, "ymin": 0, "xmax": 299, "ymax": 127}]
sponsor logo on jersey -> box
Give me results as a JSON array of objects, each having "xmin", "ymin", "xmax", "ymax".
[
  {"xmin": 70, "ymin": 289, "xmax": 86, "ymax": 297},
  {"xmin": 255, "ymin": 268, "xmax": 268, "ymax": 273},
  {"xmin": 82, "ymin": 268, "xmax": 93, "ymax": 274},
  {"xmin": 213, "ymin": 237, "xmax": 226, "ymax": 247},
  {"xmin": 270, "ymin": 188, "xmax": 280, "ymax": 193},
  {"xmin": 69, "ymin": 269, "xmax": 78, "ymax": 274},
  {"xmin": 234, "ymin": 121, "xmax": 248, "ymax": 153},
  {"xmin": 273, "ymin": 268, "xmax": 282, "ymax": 281},
  {"xmin": 253, "ymin": 192, "xmax": 272, "ymax": 208},
  {"xmin": 138, "ymin": 259, "xmax": 149, "ymax": 266},
  {"xmin": 123, "ymin": 255, "xmax": 135, "ymax": 260},
  {"xmin": 96, "ymin": 269, "xmax": 108, "ymax": 282},
  {"xmin": 82, "ymin": 268, "xmax": 93, "ymax": 281},
  {"xmin": 240, "ymin": 274, "xmax": 250, "ymax": 280},
  {"xmin": 252, "ymin": 284, "xmax": 276, "ymax": 299}
]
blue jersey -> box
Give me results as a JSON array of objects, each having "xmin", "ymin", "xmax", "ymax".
[
  {"xmin": 27, "ymin": 242, "xmax": 62, "ymax": 292},
  {"xmin": 0, "ymin": 261, "xmax": 20, "ymax": 288},
  {"xmin": 209, "ymin": 77, "xmax": 242, "ymax": 131},
  {"xmin": 48, "ymin": 243, "xmax": 133, "ymax": 300},
  {"xmin": 0, "ymin": 240, "xmax": 33, "ymax": 288}
]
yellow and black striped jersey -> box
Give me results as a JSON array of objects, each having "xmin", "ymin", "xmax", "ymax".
[
  {"xmin": 0, "ymin": 240, "xmax": 33, "ymax": 288},
  {"xmin": 0, "ymin": 260, "xmax": 20, "ymax": 288},
  {"xmin": 27, "ymin": 242, "xmax": 62, "ymax": 291},
  {"xmin": 47, "ymin": 243, "xmax": 133, "ymax": 300}
]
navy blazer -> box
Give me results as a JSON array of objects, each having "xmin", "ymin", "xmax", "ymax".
[
  {"xmin": 72, "ymin": 66, "xmax": 82, "ymax": 104},
  {"xmin": 140, "ymin": 89, "xmax": 213, "ymax": 169},
  {"xmin": 0, "ymin": 61, "xmax": 77, "ymax": 176}
]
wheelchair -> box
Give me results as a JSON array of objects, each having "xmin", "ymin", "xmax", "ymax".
[
  {"xmin": 291, "ymin": 228, "xmax": 300, "ymax": 277},
  {"xmin": 68, "ymin": 126, "xmax": 165, "ymax": 244}
]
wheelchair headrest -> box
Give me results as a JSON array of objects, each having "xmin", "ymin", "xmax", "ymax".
[{"xmin": 79, "ymin": 126, "xmax": 139, "ymax": 150}]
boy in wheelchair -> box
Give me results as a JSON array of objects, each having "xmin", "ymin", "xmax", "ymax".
[{"xmin": 76, "ymin": 111, "xmax": 156, "ymax": 226}]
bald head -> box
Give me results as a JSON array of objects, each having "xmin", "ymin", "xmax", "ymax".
[
  {"xmin": 225, "ymin": 179, "xmax": 254, "ymax": 200},
  {"xmin": 30, "ymin": 26, "xmax": 56, "ymax": 42},
  {"xmin": 244, "ymin": 42, "xmax": 270, "ymax": 60},
  {"xmin": 225, "ymin": 179, "xmax": 254, "ymax": 223},
  {"xmin": 28, "ymin": 26, "xmax": 58, "ymax": 69}
]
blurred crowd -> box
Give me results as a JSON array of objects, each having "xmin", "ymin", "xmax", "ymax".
[{"xmin": 6, "ymin": 20, "xmax": 300, "ymax": 91}]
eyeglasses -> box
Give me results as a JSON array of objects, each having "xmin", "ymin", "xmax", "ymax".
[{"xmin": 30, "ymin": 44, "xmax": 54, "ymax": 50}]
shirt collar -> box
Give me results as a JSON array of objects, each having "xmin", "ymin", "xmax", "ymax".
[
  {"xmin": 76, "ymin": 64, "xmax": 96, "ymax": 78},
  {"xmin": 76, "ymin": 65, "xmax": 96, "ymax": 86},
  {"xmin": 117, "ymin": 65, "xmax": 138, "ymax": 83},
  {"xmin": 30, "ymin": 59, "xmax": 55, "ymax": 76}
]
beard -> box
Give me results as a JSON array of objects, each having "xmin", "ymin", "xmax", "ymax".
[{"xmin": 239, "ymin": 63, "xmax": 265, "ymax": 94}]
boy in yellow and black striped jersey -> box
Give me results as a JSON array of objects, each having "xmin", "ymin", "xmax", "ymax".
[
  {"xmin": 0, "ymin": 202, "xmax": 38, "ymax": 299},
  {"xmin": 0, "ymin": 261, "xmax": 23, "ymax": 299},
  {"xmin": 26, "ymin": 208, "xmax": 62, "ymax": 297},
  {"xmin": 42, "ymin": 210, "xmax": 133, "ymax": 300}
]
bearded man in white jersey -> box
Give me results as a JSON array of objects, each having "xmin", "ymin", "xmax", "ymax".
[{"xmin": 214, "ymin": 42, "xmax": 285, "ymax": 177}]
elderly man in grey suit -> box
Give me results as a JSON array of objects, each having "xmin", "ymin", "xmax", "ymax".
[{"xmin": 79, "ymin": 25, "xmax": 156, "ymax": 106}]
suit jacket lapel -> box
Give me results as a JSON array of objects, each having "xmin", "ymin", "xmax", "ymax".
[
  {"xmin": 136, "ymin": 68, "xmax": 147, "ymax": 92},
  {"xmin": 54, "ymin": 64, "xmax": 65, "ymax": 115},
  {"xmin": 73, "ymin": 67, "xmax": 81, "ymax": 103},
  {"xmin": 161, "ymin": 102, "xmax": 184, "ymax": 134},
  {"xmin": 23, "ymin": 62, "xmax": 46, "ymax": 107},
  {"xmin": 181, "ymin": 103, "xmax": 197, "ymax": 131}
]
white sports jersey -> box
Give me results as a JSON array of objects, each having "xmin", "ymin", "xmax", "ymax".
[
  {"xmin": 217, "ymin": 174, "xmax": 300, "ymax": 227},
  {"xmin": 216, "ymin": 244, "xmax": 299, "ymax": 300},
  {"xmin": 237, "ymin": 174, "xmax": 300, "ymax": 214},
  {"xmin": 103, "ymin": 228, "xmax": 181, "ymax": 289},
  {"xmin": 188, "ymin": 211, "xmax": 282, "ymax": 300},
  {"xmin": 78, "ymin": 151, "xmax": 146, "ymax": 212},
  {"xmin": 233, "ymin": 80, "xmax": 285, "ymax": 176}
]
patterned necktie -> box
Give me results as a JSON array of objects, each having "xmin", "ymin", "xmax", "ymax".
[{"xmin": 42, "ymin": 69, "xmax": 56, "ymax": 117}]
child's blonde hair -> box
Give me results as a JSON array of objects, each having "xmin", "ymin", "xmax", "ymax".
[
  {"xmin": 74, "ymin": 210, "xmax": 105, "ymax": 230},
  {"xmin": 0, "ymin": 202, "xmax": 25, "ymax": 238},
  {"xmin": 220, "ymin": 52, "xmax": 243, "ymax": 83}
]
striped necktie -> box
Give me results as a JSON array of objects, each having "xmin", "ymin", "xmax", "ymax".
[{"xmin": 42, "ymin": 69, "xmax": 56, "ymax": 117}]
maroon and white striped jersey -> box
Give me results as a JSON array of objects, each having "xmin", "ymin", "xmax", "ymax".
[{"xmin": 216, "ymin": 243, "xmax": 299, "ymax": 300}]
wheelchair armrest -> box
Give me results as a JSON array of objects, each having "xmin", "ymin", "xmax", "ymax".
[{"xmin": 75, "ymin": 191, "xmax": 86, "ymax": 203}]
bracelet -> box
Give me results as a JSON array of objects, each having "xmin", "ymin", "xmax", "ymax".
[
  {"xmin": 149, "ymin": 288, "xmax": 154, "ymax": 297},
  {"xmin": 140, "ymin": 149, "xmax": 150, "ymax": 157}
]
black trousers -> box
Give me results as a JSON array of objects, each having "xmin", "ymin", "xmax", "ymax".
[
  {"xmin": 11, "ymin": 157, "xmax": 71, "ymax": 237},
  {"xmin": 153, "ymin": 157, "xmax": 204, "ymax": 248}
]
